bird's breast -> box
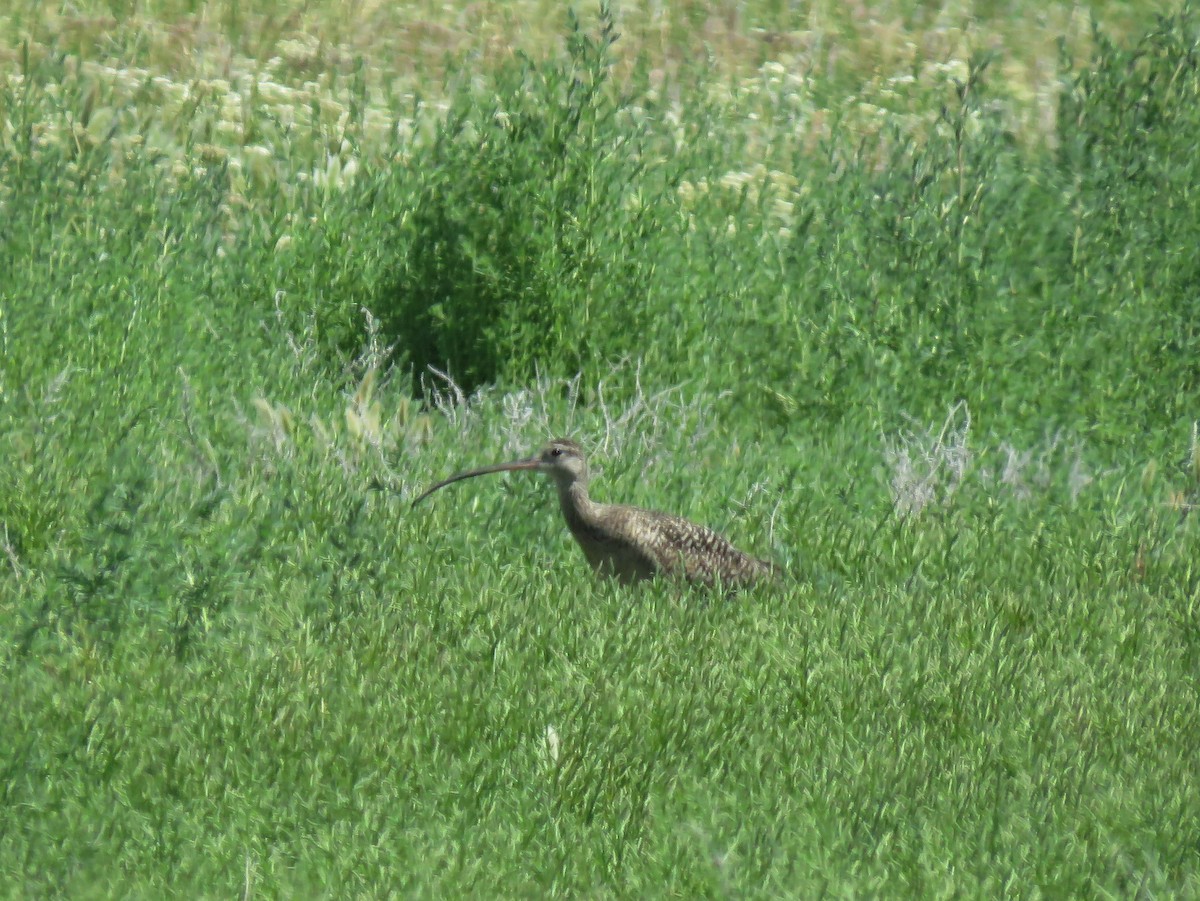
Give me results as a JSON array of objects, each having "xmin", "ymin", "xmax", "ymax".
[{"xmin": 558, "ymin": 499, "xmax": 661, "ymax": 583}]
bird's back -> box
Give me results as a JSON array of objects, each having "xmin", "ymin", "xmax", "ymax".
[{"xmin": 570, "ymin": 502, "xmax": 779, "ymax": 588}]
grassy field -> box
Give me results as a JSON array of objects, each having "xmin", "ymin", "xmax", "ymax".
[{"xmin": 3, "ymin": 0, "xmax": 1200, "ymax": 896}]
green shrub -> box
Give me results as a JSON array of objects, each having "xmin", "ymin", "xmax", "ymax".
[
  {"xmin": 377, "ymin": 5, "xmax": 692, "ymax": 392},
  {"xmin": 1055, "ymin": 6, "xmax": 1200, "ymax": 438},
  {"xmin": 751, "ymin": 14, "xmax": 1200, "ymax": 444}
]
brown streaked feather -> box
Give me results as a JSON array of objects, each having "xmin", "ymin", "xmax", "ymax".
[
  {"xmin": 584, "ymin": 504, "xmax": 780, "ymax": 588},
  {"xmin": 414, "ymin": 437, "xmax": 782, "ymax": 590}
]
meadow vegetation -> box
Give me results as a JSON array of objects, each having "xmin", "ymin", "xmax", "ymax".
[{"xmin": 2, "ymin": 0, "xmax": 1199, "ymax": 896}]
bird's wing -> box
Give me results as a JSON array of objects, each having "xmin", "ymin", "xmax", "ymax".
[{"xmin": 608, "ymin": 506, "xmax": 765, "ymax": 584}]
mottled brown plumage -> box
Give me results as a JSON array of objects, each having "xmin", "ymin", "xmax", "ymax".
[{"xmin": 412, "ymin": 438, "xmax": 780, "ymax": 589}]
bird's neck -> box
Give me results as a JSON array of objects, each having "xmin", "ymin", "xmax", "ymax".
[{"xmin": 554, "ymin": 479, "xmax": 599, "ymax": 534}]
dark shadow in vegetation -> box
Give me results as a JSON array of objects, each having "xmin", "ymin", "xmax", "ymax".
[
  {"xmin": 375, "ymin": 4, "xmax": 679, "ymax": 394},
  {"xmin": 357, "ymin": 3, "xmax": 1200, "ymax": 445}
]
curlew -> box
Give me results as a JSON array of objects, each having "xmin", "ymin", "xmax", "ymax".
[{"xmin": 412, "ymin": 438, "xmax": 780, "ymax": 589}]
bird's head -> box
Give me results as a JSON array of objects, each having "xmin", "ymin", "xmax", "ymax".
[
  {"xmin": 411, "ymin": 437, "xmax": 588, "ymax": 506},
  {"xmin": 533, "ymin": 438, "xmax": 588, "ymax": 487}
]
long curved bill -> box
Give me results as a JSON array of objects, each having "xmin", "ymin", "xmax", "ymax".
[{"xmin": 411, "ymin": 455, "xmax": 541, "ymax": 507}]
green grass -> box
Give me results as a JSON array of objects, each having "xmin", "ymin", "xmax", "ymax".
[{"xmin": 3, "ymin": 1, "xmax": 1200, "ymax": 896}]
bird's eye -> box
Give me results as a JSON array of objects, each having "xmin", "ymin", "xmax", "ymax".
[{"xmin": 551, "ymin": 447, "xmax": 563, "ymax": 457}]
